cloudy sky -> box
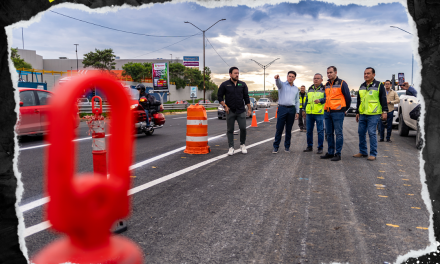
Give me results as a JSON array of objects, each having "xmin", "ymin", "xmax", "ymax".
[{"xmin": 9, "ymin": 1, "xmax": 416, "ymax": 91}]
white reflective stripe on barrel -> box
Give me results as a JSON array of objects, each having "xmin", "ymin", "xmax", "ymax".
[
  {"xmin": 186, "ymin": 136, "xmax": 208, "ymax": 142},
  {"xmin": 187, "ymin": 120, "xmax": 208, "ymax": 126},
  {"xmin": 92, "ymin": 138, "xmax": 106, "ymax": 151}
]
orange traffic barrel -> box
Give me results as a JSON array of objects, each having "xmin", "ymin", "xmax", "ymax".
[{"xmin": 184, "ymin": 103, "xmax": 211, "ymax": 154}]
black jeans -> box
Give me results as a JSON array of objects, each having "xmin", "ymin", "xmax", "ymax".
[
  {"xmin": 226, "ymin": 111, "xmax": 247, "ymax": 148},
  {"xmin": 298, "ymin": 109, "xmax": 306, "ymax": 130},
  {"xmin": 379, "ymin": 111, "xmax": 394, "ymax": 140}
]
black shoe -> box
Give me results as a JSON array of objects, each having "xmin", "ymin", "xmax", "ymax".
[
  {"xmin": 387, "ymin": 139, "xmax": 392, "ymax": 142},
  {"xmin": 317, "ymin": 149, "xmax": 323, "ymax": 154},
  {"xmin": 331, "ymin": 154, "xmax": 341, "ymax": 161},
  {"xmin": 272, "ymin": 147, "xmax": 278, "ymax": 154},
  {"xmin": 320, "ymin": 153, "xmax": 334, "ymax": 159},
  {"xmin": 303, "ymin": 147, "xmax": 313, "ymax": 152},
  {"xmin": 379, "ymin": 139, "xmax": 384, "ymax": 142}
]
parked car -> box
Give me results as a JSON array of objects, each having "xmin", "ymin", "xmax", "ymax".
[
  {"xmin": 218, "ymin": 102, "xmax": 251, "ymax": 119},
  {"xmin": 214, "ymin": 100, "xmax": 219, "ymax": 104},
  {"xmin": 257, "ymin": 98, "xmax": 271, "ymax": 108},
  {"xmin": 199, "ymin": 100, "xmax": 211, "ymax": 104},
  {"xmin": 392, "ymin": 90, "xmax": 407, "ymax": 127},
  {"xmin": 249, "ymin": 97, "xmax": 257, "ymax": 110},
  {"xmin": 398, "ymin": 94, "xmax": 421, "ymax": 149},
  {"xmin": 175, "ymin": 100, "xmax": 189, "ymax": 105},
  {"xmin": 77, "ymin": 98, "xmax": 91, "ymax": 106},
  {"xmin": 17, "ymin": 88, "xmax": 80, "ymax": 136},
  {"xmin": 345, "ymin": 97, "xmax": 357, "ymax": 116}
]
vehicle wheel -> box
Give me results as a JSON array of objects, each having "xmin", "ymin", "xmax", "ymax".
[
  {"xmin": 144, "ymin": 128, "xmax": 154, "ymax": 136},
  {"xmin": 398, "ymin": 112, "xmax": 410, "ymax": 137},
  {"xmin": 416, "ymin": 122, "xmax": 423, "ymax": 150}
]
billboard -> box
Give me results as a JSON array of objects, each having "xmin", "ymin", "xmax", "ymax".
[
  {"xmin": 152, "ymin": 62, "xmax": 169, "ymax": 91},
  {"xmin": 183, "ymin": 56, "xmax": 199, "ymax": 67}
]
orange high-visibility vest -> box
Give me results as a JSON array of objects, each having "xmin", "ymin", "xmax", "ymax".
[{"xmin": 324, "ymin": 79, "xmax": 346, "ymax": 111}]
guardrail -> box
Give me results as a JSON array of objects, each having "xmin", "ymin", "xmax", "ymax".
[{"xmin": 79, "ymin": 103, "xmax": 219, "ymax": 113}]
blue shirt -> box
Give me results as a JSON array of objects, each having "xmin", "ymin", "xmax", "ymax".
[
  {"xmin": 275, "ymin": 78, "xmax": 300, "ymax": 113},
  {"xmin": 406, "ymin": 86, "xmax": 418, "ymax": 97}
]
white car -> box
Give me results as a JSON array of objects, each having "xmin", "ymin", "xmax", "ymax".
[
  {"xmin": 392, "ymin": 90, "xmax": 407, "ymax": 127},
  {"xmin": 77, "ymin": 98, "xmax": 91, "ymax": 106},
  {"xmin": 257, "ymin": 98, "xmax": 271, "ymax": 108},
  {"xmin": 398, "ymin": 94, "xmax": 422, "ymax": 149}
]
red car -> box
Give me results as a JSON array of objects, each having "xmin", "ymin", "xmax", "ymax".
[
  {"xmin": 175, "ymin": 100, "xmax": 188, "ymax": 104},
  {"xmin": 16, "ymin": 88, "xmax": 80, "ymax": 136}
]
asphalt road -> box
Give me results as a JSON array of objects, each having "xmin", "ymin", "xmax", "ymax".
[{"xmin": 18, "ymin": 107, "xmax": 429, "ymax": 263}]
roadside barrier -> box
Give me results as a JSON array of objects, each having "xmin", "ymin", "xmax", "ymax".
[
  {"xmin": 32, "ymin": 73, "xmax": 143, "ymax": 264},
  {"xmin": 251, "ymin": 111, "xmax": 258, "ymax": 127},
  {"xmin": 184, "ymin": 103, "xmax": 211, "ymax": 154},
  {"xmin": 264, "ymin": 109, "xmax": 270, "ymax": 122}
]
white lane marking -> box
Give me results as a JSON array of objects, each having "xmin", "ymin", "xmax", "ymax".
[
  {"xmin": 24, "ymin": 221, "xmax": 51, "ymax": 237},
  {"xmin": 19, "ymin": 117, "xmax": 276, "ymax": 212},
  {"xmin": 19, "ymin": 135, "xmax": 107, "ymax": 151},
  {"xmin": 25, "ymin": 131, "xmax": 291, "ymax": 237}
]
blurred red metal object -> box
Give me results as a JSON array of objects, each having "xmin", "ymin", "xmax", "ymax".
[{"xmin": 32, "ymin": 73, "xmax": 143, "ymax": 264}]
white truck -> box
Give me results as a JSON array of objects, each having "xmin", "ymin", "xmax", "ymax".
[{"xmin": 398, "ymin": 94, "xmax": 423, "ymax": 149}]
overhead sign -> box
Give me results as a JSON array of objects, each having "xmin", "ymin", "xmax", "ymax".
[
  {"xmin": 190, "ymin": 86, "xmax": 197, "ymax": 98},
  {"xmin": 152, "ymin": 62, "xmax": 169, "ymax": 92},
  {"xmin": 183, "ymin": 56, "xmax": 199, "ymax": 67}
]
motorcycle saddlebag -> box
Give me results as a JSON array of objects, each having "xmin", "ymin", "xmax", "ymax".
[{"xmin": 153, "ymin": 113, "xmax": 165, "ymax": 126}]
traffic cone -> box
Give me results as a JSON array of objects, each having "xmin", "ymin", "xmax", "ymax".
[
  {"xmin": 264, "ymin": 109, "xmax": 270, "ymax": 122},
  {"xmin": 275, "ymin": 107, "xmax": 278, "ymax": 118},
  {"xmin": 251, "ymin": 111, "xmax": 258, "ymax": 127}
]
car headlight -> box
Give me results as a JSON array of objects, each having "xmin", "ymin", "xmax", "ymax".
[{"xmin": 130, "ymin": 104, "xmax": 138, "ymax": 110}]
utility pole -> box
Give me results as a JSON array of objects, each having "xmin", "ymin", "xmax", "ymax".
[
  {"xmin": 185, "ymin": 19, "xmax": 226, "ymax": 102},
  {"xmin": 390, "ymin": 26, "xmax": 414, "ymax": 86},
  {"xmin": 74, "ymin": 44, "xmax": 79, "ymax": 72},
  {"xmin": 250, "ymin": 58, "xmax": 280, "ymax": 98}
]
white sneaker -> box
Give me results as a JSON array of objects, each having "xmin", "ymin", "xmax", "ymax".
[
  {"xmin": 240, "ymin": 144, "xmax": 247, "ymax": 154},
  {"xmin": 228, "ymin": 147, "xmax": 234, "ymax": 156}
]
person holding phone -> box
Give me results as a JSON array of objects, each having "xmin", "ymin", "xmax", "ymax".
[
  {"xmin": 400, "ymin": 82, "xmax": 418, "ymax": 97},
  {"xmin": 353, "ymin": 67, "xmax": 388, "ymax": 161}
]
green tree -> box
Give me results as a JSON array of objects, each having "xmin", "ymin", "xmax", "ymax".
[
  {"xmin": 83, "ymin": 48, "xmax": 116, "ymax": 72},
  {"xmin": 184, "ymin": 67, "xmax": 203, "ymax": 88},
  {"xmin": 210, "ymin": 85, "xmax": 219, "ymax": 102},
  {"xmin": 270, "ymin": 90, "xmax": 279, "ymax": 102},
  {"xmin": 122, "ymin": 62, "xmax": 152, "ymax": 83},
  {"xmin": 169, "ymin": 62, "xmax": 186, "ymax": 89},
  {"xmin": 11, "ymin": 48, "xmax": 32, "ymax": 70}
]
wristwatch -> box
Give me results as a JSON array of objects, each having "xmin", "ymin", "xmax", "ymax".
[{"xmin": 382, "ymin": 111, "xmax": 387, "ymax": 114}]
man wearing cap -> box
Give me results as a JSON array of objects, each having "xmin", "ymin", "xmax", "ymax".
[
  {"xmin": 353, "ymin": 67, "xmax": 388, "ymax": 161},
  {"xmin": 272, "ymin": 71, "xmax": 299, "ymax": 153},
  {"xmin": 303, "ymin": 73, "xmax": 326, "ymax": 154},
  {"xmin": 217, "ymin": 67, "xmax": 252, "ymax": 156}
]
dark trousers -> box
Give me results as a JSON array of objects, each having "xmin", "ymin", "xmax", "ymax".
[
  {"xmin": 273, "ymin": 106, "xmax": 296, "ymax": 149},
  {"xmin": 226, "ymin": 111, "xmax": 246, "ymax": 148},
  {"xmin": 324, "ymin": 111, "xmax": 345, "ymax": 155},
  {"xmin": 298, "ymin": 108, "xmax": 306, "ymax": 130},
  {"xmin": 379, "ymin": 111, "xmax": 394, "ymax": 141}
]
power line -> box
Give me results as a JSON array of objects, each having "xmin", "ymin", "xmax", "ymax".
[
  {"xmin": 133, "ymin": 34, "xmax": 200, "ymax": 58},
  {"xmin": 49, "ymin": 10, "xmax": 199, "ymax": 38},
  {"xmin": 205, "ymin": 38, "xmax": 230, "ymax": 67}
]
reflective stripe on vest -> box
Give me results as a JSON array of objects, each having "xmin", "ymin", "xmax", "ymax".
[
  {"xmin": 325, "ymin": 80, "xmax": 346, "ymax": 111},
  {"xmin": 299, "ymin": 93, "xmax": 307, "ymax": 109},
  {"xmin": 359, "ymin": 81, "xmax": 382, "ymax": 115},
  {"xmin": 305, "ymin": 85, "xmax": 325, "ymax": 115}
]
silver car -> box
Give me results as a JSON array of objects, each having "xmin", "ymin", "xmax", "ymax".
[
  {"xmin": 257, "ymin": 98, "xmax": 271, "ymax": 108},
  {"xmin": 392, "ymin": 90, "xmax": 406, "ymax": 127}
]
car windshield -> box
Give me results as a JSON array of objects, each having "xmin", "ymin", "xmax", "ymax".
[{"xmin": 259, "ymin": 99, "xmax": 268, "ymax": 102}]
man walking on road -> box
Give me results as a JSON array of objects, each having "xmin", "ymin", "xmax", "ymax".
[
  {"xmin": 320, "ymin": 66, "xmax": 351, "ymax": 161},
  {"xmin": 272, "ymin": 71, "xmax": 299, "ymax": 153},
  {"xmin": 298, "ymin": 85, "xmax": 307, "ymax": 132},
  {"xmin": 303, "ymin": 73, "xmax": 326, "ymax": 154},
  {"xmin": 217, "ymin": 67, "xmax": 252, "ymax": 156},
  {"xmin": 353, "ymin": 67, "xmax": 388, "ymax": 161},
  {"xmin": 379, "ymin": 80, "xmax": 399, "ymax": 142}
]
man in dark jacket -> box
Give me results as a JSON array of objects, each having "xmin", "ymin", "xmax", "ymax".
[
  {"xmin": 298, "ymin": 85, "xmax": 307, "ymax": 132},
  {"xmin": 136, "ymin": 84, "xmax": 155, "ymax": 127},
  {"xmin": 218, "ymin": 67, "xmax": 251, "ymax": 156}
]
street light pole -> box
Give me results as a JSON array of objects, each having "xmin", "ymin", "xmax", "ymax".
[
  {"xmin": 74, "ymin": 44, "xmax": 79, "ymax": 72},
  {"xmin": 250, "ymin": 58, "xmax": 280, "ymax": 98},
  {"xmin": 185, "ymin": 19, "xmax": 226, "ymax": 102},
  {"xmin": 390, "ymin": 26, "xmax": 414, "ymax": 86}
]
